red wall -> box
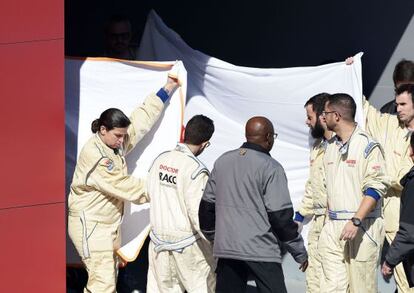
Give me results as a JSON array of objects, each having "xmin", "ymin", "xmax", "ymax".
[{"xmin": 0, "ymin": 0, "xmax": 65, "ymax": 291}]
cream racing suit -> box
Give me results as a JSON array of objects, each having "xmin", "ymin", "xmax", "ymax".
[
  {"xmin": 68, "ymin": 93, "xmax": 164, "ymax": 293},
  {"xmin": 146, "ymin": 143, "xmax": 216, "ymax": 293},
  {"xmin": 295, "ymin": 138, "xmax": 327, "ymax": 293},
  {"xmin": 318, "ymin": 126, "xmax": 389, "ymax": 293},
  {"xmin": 364, "ymin": 98, "xmax": 414, "ymax": 292}
]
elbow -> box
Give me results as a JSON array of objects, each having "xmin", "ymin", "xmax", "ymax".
[
  {"xmin": 268, "ymin": 208, "xmax": 299, "ymax": 242},
  {"xmin": 199, "ymin": 199, "xmax": 216, "ymax": 240}
]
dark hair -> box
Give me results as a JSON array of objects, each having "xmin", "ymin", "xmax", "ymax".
[
  {"xmin": 396, "ymin": 83, "xmax": 414, "ymax": 105},
  {"xmin": 184, "ymin": 115, "xmax": 214, "ymax": 145},
  {"xmin": 327, "ymin": 93, "xmax": 356, "ymax": 122},
  {"xmin": 304, "ymin": 93, "xmax": 331, "ymax": 117},
  {"xmin": 91, "ymin": 108, "xmax": 131, "ymax": 133},
  {"xmin": 393, "ymin": 59, "xmax": 414, "ymax": 86}
]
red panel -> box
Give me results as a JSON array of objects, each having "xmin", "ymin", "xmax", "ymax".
[
  {"xmin": 0, "ymin": 204, "xmax": 65, "ymax": 292},
  {"xmin": 0, "ymin": 40, "xmax": 64, "ymax": 209},
  {"xmin": 0, "ymin": 0, "xmax": 63, "ymax": 43}
]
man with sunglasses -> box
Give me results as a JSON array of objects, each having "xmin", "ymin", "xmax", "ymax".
[
  {"xmin": 318, "ymin": 93, "xmax": 389, "ymax": 292},
  {"xmin": 146, "ymin": 115, "xmax": 216, "ymax": 293}
]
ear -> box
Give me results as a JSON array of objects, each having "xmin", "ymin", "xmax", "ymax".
[
  {"xmin": 335, "ymin": 112, "xmax": 341, "ymax": 122},
  {"xmin": 100, "ymin": 125, "xmax": 107, "ymax": 134}
]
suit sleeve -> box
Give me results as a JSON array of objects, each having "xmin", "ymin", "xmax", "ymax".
[
  {"xmin": 86, "ymin": 157, "xmax": 148, "ymax": 204},
  {"xmin": 362, "ymin": 145, "xmax": 390, "ymax": 198},
  {"xmin": 392, "ymin": 146, "xmax": 413, "ymax": 192},
  {"xmin": 363, "ymin": 96, "xmax": 390, "ymax": 140},
  {"xmin": 297, "ymin": 177, "xmax": 314, "ymax": 219},
  {"xmin": 184, "ymin": 170, "xmax": 209, "ymax": 240},
  {"xmin": 199, "ymin": 167, "xmax": 217, "ymax": 242},
  {"xmin": 124, "ymin": 93, "xmax": 165, "ymax": 155}
]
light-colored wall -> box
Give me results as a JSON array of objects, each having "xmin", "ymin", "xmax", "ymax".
[{"xmin": 369, "ymin": 16, "xmax": 414, "ymax": 109}]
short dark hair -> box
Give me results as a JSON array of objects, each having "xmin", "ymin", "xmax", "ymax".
[
  {"xmin": 304, "ymin": 93, "xmax": 331, "ymax": 117},
  {"xmin": 393, "ymin": 59, "xmax": 414, "ymax": 86},
  {"xmin": 91, "ymin": 108, "xmax": 131, "ymax": 133},
  {"xmin": 184, "ymin": 115, "xmax": 214, "ymax": 145},
  {"xmin": 396, "ymin": 83, "xmax": 414, "ymax": 95},
  {"xmin": 396, "ymin": 83, "xmax": 414, "ymax": 103},
  {"xmin": 327, "ymin": 93, "xmax": 356, "ymax": 122}
]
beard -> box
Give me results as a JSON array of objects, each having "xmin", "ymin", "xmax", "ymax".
[{"xmin": 310, "ymin": 120, "xmax": 325, "ymax": 139}]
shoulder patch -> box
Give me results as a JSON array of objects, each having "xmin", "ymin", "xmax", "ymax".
[
  {"xmin": 359, "ymin": 133, "xmax": 383, "ymax": 159},
  {"xmin": 101, "ymin": 158, "xmax": 114, "ymax": 171},
  {"xmin": 188, "ymin": 155, "xmax": 209, "ymax": 179},
  {"xmin": 364, "ymin": 141, "xmax": 381, "ymax": 159}
]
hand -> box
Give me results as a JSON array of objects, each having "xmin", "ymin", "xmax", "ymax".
[
  {"xmin": 294, "ymin": 221, "xmax": 303, "ymax": 234},
  {"xmin": 167, "ymin": 60, "xmax": 184, "ymax": 86},
  {"xmin": 345, "ymin": 57, "xmax": 354, "ymax": 65},
  {"xmin": 339, "ymin": 221, "xmax": 358, "ymax": 241},
  {"xmin": 299, "ymin": 260, "xmax": 308, "ymax": 272},
  {"xmin": 118, "ymin": 259, "xmax": 127, "ymax": 268},
  {"xmin": 381, "ymin": 262, "xmax": 393, "ymax": 278}
]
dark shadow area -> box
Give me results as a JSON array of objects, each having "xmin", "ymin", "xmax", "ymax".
[
  {"xmin": 65, "ymin": 58, "xmax": 83, "ymax": 195},
  {"xmin": 66, "ymin": 0, "xmax": 414, "ymax": 98}
]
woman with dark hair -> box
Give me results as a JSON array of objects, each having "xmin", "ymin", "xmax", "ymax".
[
  {"xmin": 68, "ymin": 73, "xmax": 180, "ymax": 293},
  {"xmin": 382, "ymin": 132, "xmax": 414, "ymax": 287}
]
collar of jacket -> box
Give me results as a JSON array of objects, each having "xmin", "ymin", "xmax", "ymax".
[
  {"xmin": 175, "ymin": 143, "xmax": 194, "ymax": 156},
  {"xmin": 95, "ymin": 133, "xmax": 122, "ymax": 155},
  {"xmin": 400, "ymin": 166, "xmax": 414, "ymax": 187},
  {"xmin": 240, "ymin": 142, "xmax": 271, "ymax": 156},
  {"xmin": 333, "ymin": 124, "xmax": 359, "ymax": 156}
]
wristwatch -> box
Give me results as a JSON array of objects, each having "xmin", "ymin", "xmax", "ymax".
[{"xmin": 351, "ymin": 217, "xmax": 362, "ymax": 227}]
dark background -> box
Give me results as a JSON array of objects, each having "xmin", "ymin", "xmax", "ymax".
[{"xmin": 66, "ymin": 0, "xmax": 414, "ymax": 98}]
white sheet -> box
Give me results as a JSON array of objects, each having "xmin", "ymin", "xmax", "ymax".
[
  {"xmin": 137, "ymin": 10, "xmax": 364, "ymax": 244},
  {"xmin": 65, "ymin": 58, "xmax": 187, "ymax": 263}
]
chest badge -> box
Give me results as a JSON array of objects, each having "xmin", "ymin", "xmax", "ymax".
[{"xmin": 104, "ymin": 159, "xmax": 114, "ymax": 171}]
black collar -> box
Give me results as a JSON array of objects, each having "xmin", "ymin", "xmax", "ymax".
[{"xmin": 241, "ymin": 142, "xmax": 271, "ymax": 156}]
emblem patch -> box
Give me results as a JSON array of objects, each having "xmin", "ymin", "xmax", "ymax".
[
  {"xmin": 103, "ymin": 159, "xmax": 114, "ymax": 171},
  {"xmin": 346, "ymin": 159, "xmax": 356, "ymax": 167},
  {"xmin": 372, "ymin": 165, "xmax": 381, "ymax": 171}
]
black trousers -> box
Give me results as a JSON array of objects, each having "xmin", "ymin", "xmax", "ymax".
[{"xmin": 215, "ymin": 258, "xmax": 287, "ymax": 293}]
